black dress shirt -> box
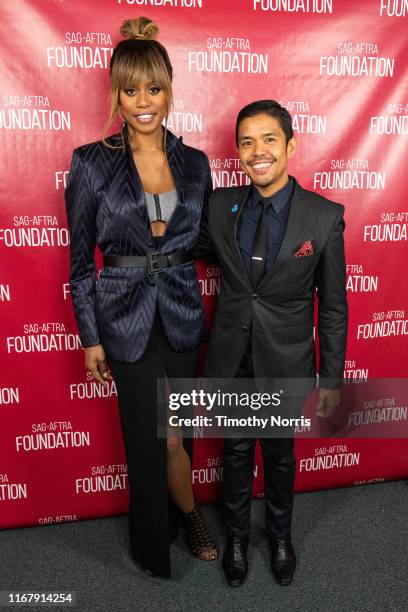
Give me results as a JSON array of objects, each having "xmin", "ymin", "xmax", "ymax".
[{"xmin": 237, "ymin": 177, "xmax": 294, "ymax": 276}]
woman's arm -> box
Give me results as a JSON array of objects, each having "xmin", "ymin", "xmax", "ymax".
[
  {"xmin": 65, "ymin": 149, "xmax": 112, "ymax": 384},
  {"xmin": 193, "ymin": 157, "xmax": 219, "ymax": 265},
  {"xmin": 65, "ymin": 148, "xmax": 100, "ymax": 348}
]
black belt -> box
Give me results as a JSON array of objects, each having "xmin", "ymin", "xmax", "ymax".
[{"xmin": 103, "ymin": 250, "xmax": 193, "ymax": 275}]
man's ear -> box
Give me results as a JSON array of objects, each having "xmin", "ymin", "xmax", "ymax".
[{"xmin": 287, "ymin": 137, "xmax": 297, "ymax": 159}]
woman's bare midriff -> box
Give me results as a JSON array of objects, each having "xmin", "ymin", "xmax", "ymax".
[{"xmin": 150, "ymin": 220, "xmax": 167, "ymax": 237}]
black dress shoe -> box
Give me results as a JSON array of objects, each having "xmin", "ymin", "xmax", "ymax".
[
  {"xmin": 269, "ymin": 535, "xmax": 296, "ymax": 586},
  {"xmin": 222, "ymin": 536, "xmax": 249, "ymax": 587}
]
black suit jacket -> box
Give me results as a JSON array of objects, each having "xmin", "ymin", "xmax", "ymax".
[
  {"xmin": 65, "ymin": 127, "xmax": 212, "ymax": 362},
  {"xmin": 194, "ymin": 179, "xmax": 348, "ymax": 390}
]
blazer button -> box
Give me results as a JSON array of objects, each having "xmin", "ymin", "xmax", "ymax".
[
  {"xmin": 252, "ymin": 293, "xmax": 258, "ymax": 300},
  {"xmin": 242, "ymin": 325, "xmax": 249, "ymax": 332}
]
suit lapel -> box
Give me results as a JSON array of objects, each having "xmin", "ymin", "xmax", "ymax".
[
  {"xmin": 257, "ymin": 180, "xmax": 310, "ymax": 289},
  {"xmin": 228, "ymin": 184, "xmax": 252, "ymax": 289}
]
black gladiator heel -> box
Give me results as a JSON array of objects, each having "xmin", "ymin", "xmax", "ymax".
[{"xmin": 182, "ymin": 502, "xmax": 218, "ymax": 561}]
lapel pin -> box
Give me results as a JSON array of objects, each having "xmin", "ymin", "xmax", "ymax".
[{"xmin": 231, "ymin": 204, "xmax": 239, "ymax": 213}]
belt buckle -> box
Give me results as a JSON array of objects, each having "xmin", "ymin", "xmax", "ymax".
[{"xmin": 147, "ymin": 251, "xmax": 161, "ymax": 275}]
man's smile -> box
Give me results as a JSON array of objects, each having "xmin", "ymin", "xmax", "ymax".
[{"xmin": 249, "ymin": 160, "xmax": 276, "ymax": 174}]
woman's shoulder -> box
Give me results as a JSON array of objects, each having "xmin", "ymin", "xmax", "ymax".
[
  {"xmin": 177, "ymin": 138, "xmax": 209, "ymax": 172},
  {"xmin": 179, "ymin": 139, "xmax": 207, "ymax": 161}
]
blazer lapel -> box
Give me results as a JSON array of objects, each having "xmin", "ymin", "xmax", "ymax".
[
  {"xmin": 257, "ymin": 180, "xmax": 311, "ymax": 289},
  {"xmin": 166, "ymin": 131, "xmax": 185, "ymax": 204},
  {"xmin": 122, "ymin": 125, "xmax": 185, "ymax": 248},
  {"xmin": 229, "ymin": 184, "xmax": 252, "ymax": 289},
  {"xmin": 122, "ymin": 125, "xmax": 153, "ymax": 244}
]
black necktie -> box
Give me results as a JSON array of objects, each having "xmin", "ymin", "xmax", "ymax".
[{"xmin": 251, "ymin": 197, "xmax": 271, "ymax": 286}]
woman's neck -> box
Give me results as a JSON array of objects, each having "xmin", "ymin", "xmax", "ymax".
[{"xmin": 127, "ymin": 124, "xmax": 164, "ymax": 153}]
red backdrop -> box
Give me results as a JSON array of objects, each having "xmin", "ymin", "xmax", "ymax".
[{"xmin": 1, "ymin": 0, "xmax": 407, "ymax": 528}]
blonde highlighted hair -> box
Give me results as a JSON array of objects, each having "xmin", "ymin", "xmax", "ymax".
[{"xmin": 102, "ymin": 17, "xmax": 173, "ymax": 147}]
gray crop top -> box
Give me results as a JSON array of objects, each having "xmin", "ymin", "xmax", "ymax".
[{"xmin": 145, "ymin": 189, "xmax": 178, "ymax": 223}]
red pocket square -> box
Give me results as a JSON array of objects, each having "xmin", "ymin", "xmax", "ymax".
[{"xmin": 293, "ymin": 241, "xmax": 314, "ymax": 257}]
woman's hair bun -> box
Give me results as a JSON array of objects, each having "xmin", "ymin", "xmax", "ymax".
[{"xmin": 120, "ymin": 17, "xmax": 159, "ymax": 41}]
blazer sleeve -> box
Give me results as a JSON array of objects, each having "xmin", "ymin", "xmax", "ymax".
[
  {"xmin": 315, "ymin": 206, "xmax": 348, "ymax": 389},
  {"xmin": 192, "ymin": 157, "xmax": 219, "ymax": 265},
  {"xmin": 65, "ymin": 148, "xmax": 101, "ymax": 348}
]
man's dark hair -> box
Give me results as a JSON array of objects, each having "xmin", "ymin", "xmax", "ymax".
[{"xmin": 235, "ymin": 100, "xmax": 294, "ymax": 146}]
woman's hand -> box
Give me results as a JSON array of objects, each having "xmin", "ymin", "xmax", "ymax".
[{"xmin": 84, "ymin": 344, "xmax": 112, "ymax": 385}]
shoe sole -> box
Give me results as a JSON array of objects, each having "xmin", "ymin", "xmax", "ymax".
[{"xmin": 227, "ymin": 579, "xmax": 246, "ymax": 587}]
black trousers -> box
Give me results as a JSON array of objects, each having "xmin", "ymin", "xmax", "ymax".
[
  {"xmin": 107, "ymin": 309, "xmax": 199, "ymax": 578},
  {"xmin": 223, "ymin": 347, "xmax": 300, "ymax": 539}
]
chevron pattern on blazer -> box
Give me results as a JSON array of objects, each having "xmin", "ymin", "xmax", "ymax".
[{"xmin": 65, "ymin": 126, "xmax": 212, "ymax": 362}]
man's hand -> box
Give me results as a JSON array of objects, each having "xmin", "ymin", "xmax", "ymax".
[
  {"xmin": 84, "ymin": 344, "xmax": 112, "ymax": 385},
  {"xmin": 316, "ymin": 388, "xmax": 340, "ymax": 418}
]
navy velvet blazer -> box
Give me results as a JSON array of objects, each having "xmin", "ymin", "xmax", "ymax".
[{"xmin": 65, "ymin": 127, "xmax": 212, "ymax": 362}]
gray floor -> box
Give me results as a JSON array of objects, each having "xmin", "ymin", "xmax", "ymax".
[{"xmin": 1, "ymin": 480, "xmax": 407, "ymax": 612}]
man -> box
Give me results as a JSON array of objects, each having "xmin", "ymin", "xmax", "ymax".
[{"xmin": 194, "ymin": 100, "xmax": 347, "ymax": 586}]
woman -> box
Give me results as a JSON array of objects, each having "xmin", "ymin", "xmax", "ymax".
[{"xmin": 65, "ymin": 16, "xmax": 217, "ymax": 578}]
